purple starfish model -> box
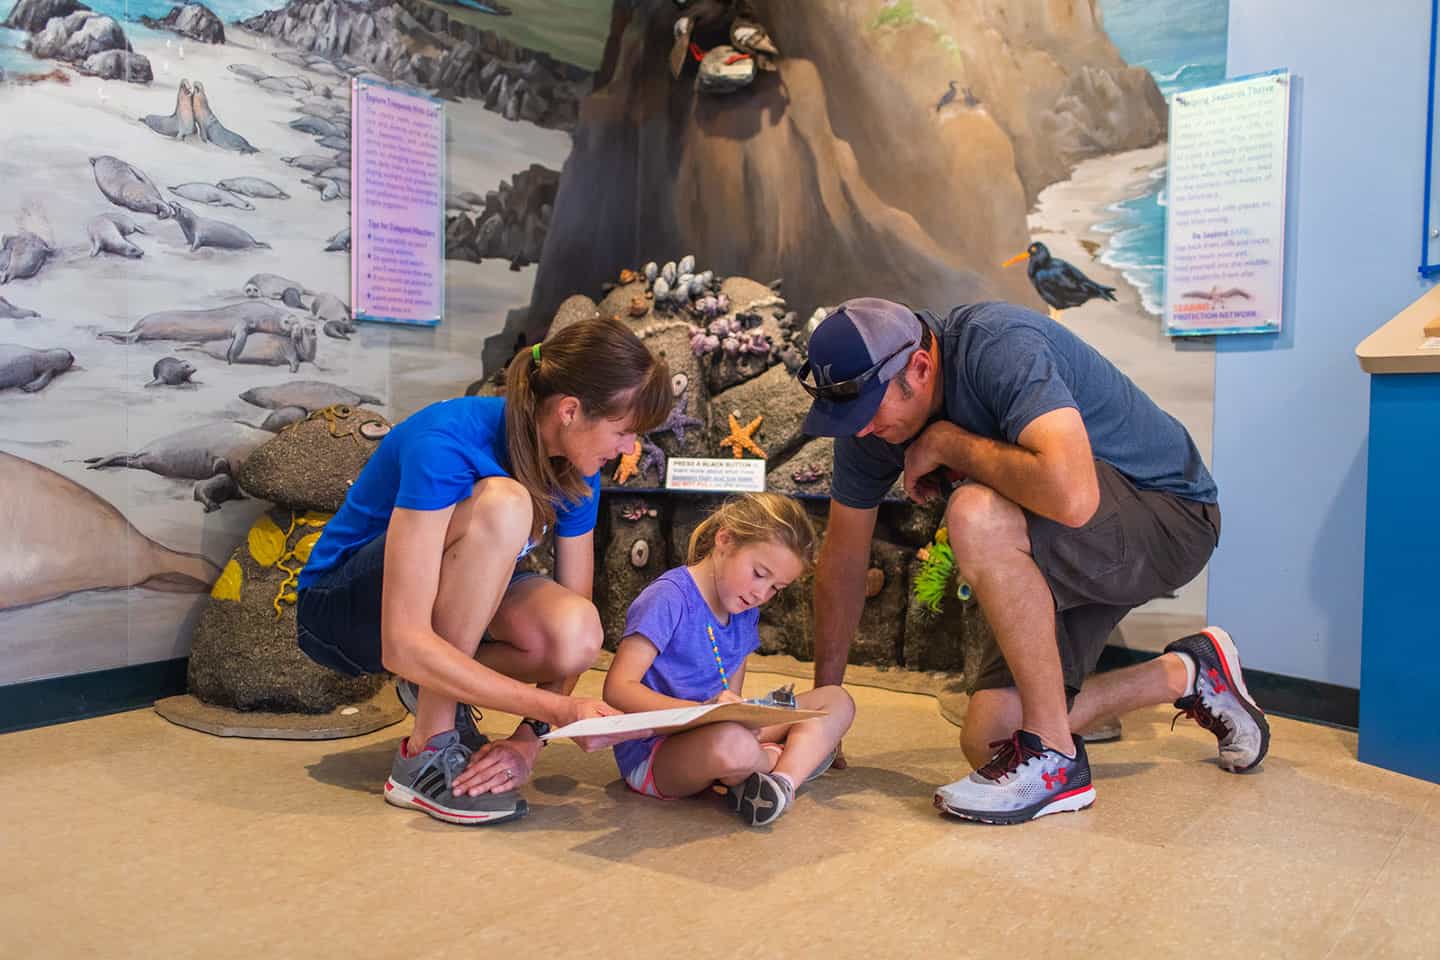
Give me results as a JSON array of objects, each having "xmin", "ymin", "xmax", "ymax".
[
  {"xmin": 791, "ymin": 464, "xmax": 825, "ymax": 485},
  {"xmin": 638, "ymin": 437, "xmax": 667, "ymax": 483},
  {"xmin": 652, "ymin": 390, "xmax": 703, "ymax": 445}
]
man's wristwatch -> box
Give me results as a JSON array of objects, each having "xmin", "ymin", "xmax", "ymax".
[{"xmin": 520, "ymin": 718, "xmax": 550, "ymax": 744}]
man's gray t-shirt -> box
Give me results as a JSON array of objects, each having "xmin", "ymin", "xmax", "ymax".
[{"xmin": 830, "ymin": 302, "xmax": 1218, "ymax": 508}]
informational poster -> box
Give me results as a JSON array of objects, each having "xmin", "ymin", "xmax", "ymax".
[
  {"xmin": 350, "ymin": 77, "xmax": 446, "ymax": 327},
  {"xmin": 1164, "ymin": 70, "xmax": 1290, "ymax": 336},
  {"xmin": 665, "ymin": 457, "xmax": 767, "ymax": 493}
]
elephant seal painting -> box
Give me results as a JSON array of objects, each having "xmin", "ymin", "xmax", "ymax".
[
  {"xmin": 169, "ymin": 202, "xmax": 270, "ymax": 252},
  {"xmin": 216, "ymin": 177, "xmax": 289, "ymax": 200},
  {"xmin": 90, "ymin": 156, "xmax": 172, "ymax": 220},
  {"xmin": 146, "ymin": 357, "xmax": 199, "ymax": 387},
  {"xmin": 239, "ymin": 379, "xmax": 381, "ymax": 411},
  {"xmin": 0, "ymin": 345, "xmax": 75, "ymax": 392},
  {"xmin": 99, "ymin": 300, "xmax": 290, "ymax": 345},
  {"xmin": 0, "ymin": 451, "xmax": 219, "ymax": 610},
  {"xmin": 84, "ymin": 421, "xmax": 273, "ymax": 480},
  {"xmin": 87, "ymin": 216, "xmax": 145, "ymax": 258},
  {"xmin": 180, "ymin": 323, "xmax": 318, "ymax": 372}
]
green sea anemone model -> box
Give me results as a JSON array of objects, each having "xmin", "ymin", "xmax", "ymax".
[{"xmin": 912, "ymin": 526, "xmax": 973, "ymax": 618}]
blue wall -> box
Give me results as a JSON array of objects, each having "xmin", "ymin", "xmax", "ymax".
[{"xmin": 1209, "ymin": 3, "xmax": 1435, "ymax": 686}]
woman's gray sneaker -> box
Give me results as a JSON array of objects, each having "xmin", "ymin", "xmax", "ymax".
[
  {"xmin": 395, "ymin": 678, "xmax": 489, "ymax": 752},
  {"xmin": 384, "ymin": 730, "xmax": 526, "ymax": 826}
]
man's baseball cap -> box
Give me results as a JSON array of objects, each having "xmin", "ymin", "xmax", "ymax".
[{"xmin": 799, "ymin": 298, "xmax": 924, "ymax": 437}]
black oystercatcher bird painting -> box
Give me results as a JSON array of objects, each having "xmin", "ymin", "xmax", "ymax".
[{"xmin": 1002, "ymin": 241, "xmax": 1117, "ymax": 320}]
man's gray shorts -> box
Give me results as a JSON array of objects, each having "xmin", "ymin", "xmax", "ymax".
[{"xmin": 969, "ymin": 459, "xmax": 1221, "ymax": 698}]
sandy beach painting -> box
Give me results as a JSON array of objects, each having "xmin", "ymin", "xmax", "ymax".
[
  {"xmin": 0, "ymin": 0, "xmax": 599, "ymax": 684},
  {"xmin": 1015, "ymin": 0, "xmax": 1229, "ymax": 635}
]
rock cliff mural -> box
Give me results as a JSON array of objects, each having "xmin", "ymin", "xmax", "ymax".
[{"xmin": 500, "ymin": 0, "xmax": 1229, "ymax": 640}]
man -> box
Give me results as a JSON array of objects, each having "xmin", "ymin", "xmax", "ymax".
[{"xmin": 799, "ymin": 298, "xmax": 1268, "ymax": 825}]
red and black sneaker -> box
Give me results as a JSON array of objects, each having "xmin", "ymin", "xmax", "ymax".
[
  {"xmin": 933, "ymin": 731, "xmax": 1096, "ymax": 825},
  {"xmin": 1166, "ymin": 626, "xmax": 1270, "ymax": 772}
]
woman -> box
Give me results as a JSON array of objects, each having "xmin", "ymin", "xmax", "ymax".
[{"xmin": 297, "ymin": 317, "xmax": 671, "ymax": 826}]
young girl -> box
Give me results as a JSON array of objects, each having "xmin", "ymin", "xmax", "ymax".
[
  {"xmin": 604, "ymin": 492, "xmax": 856, "ymax": 826},
  {"xmin": 296, "ymin": 317, "xmax": 671, "ymax": 826}
]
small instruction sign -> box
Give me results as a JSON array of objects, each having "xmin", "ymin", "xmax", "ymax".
[
  {"xmin": 350, "ymin": 77, "xmax": 446, "ymax": 327},
  {"xmin": 665, "ymin": 457, "xmax": 767, "ymax": 493}
]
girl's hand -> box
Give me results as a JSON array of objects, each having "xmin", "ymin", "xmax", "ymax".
[
  {"xmin": 705, "ymin": 689, "xmax": 743, "ymax": 705},
  {"xmin": 452, "ymin": 737, "xmax": 538, "ymax": 796}
]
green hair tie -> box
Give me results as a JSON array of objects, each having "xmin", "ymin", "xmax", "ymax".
[{"xmin": 531, "ymin": 343, "xmax": 541, "ymax": 364}]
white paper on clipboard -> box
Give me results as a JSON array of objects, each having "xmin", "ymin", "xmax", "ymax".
[{"xmin": 542, "ymin": 701, "xmax": 824, "ymax": 741}]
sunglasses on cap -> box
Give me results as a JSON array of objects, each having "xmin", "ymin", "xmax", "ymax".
[{"xmin": 796, "ymin": 339, "xmax": 917, "ymax": 402}]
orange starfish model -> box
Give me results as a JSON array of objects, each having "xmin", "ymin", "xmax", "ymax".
[
  {"xmin": 721, "ymin": 413, "xmax": 766, "ymax": 459},
  {"xmin": 613, "ymin": 438, "xmax": 643, "ymax": 483}
]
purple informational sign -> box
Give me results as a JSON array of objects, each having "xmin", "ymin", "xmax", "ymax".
[{"xmin": 350, "ymin": 77, "xmax": 446, "ymax": 327}]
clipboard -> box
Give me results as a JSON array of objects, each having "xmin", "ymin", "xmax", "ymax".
[{"xmin": 542, "ymin": 701, "xmax": 824, "ymax": 742}]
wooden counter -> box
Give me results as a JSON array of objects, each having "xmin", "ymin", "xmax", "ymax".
[{"xmin": 1355, "ymin": 283, "xmax": 1440, "ymax": 373}]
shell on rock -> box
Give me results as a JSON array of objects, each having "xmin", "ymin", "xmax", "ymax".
[
  {"xmin": 671, "ymin": 372, "xmax": 689, "ymax": 396},
  {"xmin": 619, "ymin": 268, "xmax": 640, "ymax": 284},
  {"xmin": 629, "ymin": 538, "xmax": 650, "ymax": 568},
  {"xmin": 644, "ymin": 261, "xmax": 658, "ymax": 284},
  {"xmin": 359, "ymin": 420, "xmax": 391, "ymax": 440},
  {"xmin": 653, "ymin": 276, "xmax": 671, "ymax": 299},
  {"xmin": 662, "ymin": 261, "xmax": 678, "ymax": 286},
  {"xmin": 628, "ymin": 296, "xmax": 649, "ymax": 317},
  {"xmin": 678, "ymin": 254, "xmax": 695, "ymax": 275},
  {"xmin": 864, "ymin": 567, "xmax": 885, "ymax": 598}
]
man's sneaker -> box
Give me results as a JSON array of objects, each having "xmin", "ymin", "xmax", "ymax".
[
  {"xmin": 727, "ymin": 771, "xmax": 794, "ymax": 827},
  {"xmin": 395, "ymin": 678, "xmax": 489, "ymax": 752},
  {"xmin": 1165, "ymin": 626, "xmax": 1270, "ymax": 772},
  {"xmin": 933, "ymin": 731, "xmax": 1095, "ymax": 825},
  {"xmin": 383, "ymin": 730, "xmax": 526, "ymax": 826}
]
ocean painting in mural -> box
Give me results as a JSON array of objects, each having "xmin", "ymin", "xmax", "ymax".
[
  {"xmin": 1018, "ymin": 0, "xmax": 1229, "ymax": 626},
  {"xmin": 1094, "ymin": 0, "xmax": 1230, "ymax": 315}
]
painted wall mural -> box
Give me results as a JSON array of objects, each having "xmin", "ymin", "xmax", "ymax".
[{"xmin": 0, "ymin": 0, "xmax": 1228, "ymax": 687}]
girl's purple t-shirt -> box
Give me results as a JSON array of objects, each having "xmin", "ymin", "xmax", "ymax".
[{"xmin": 612, "ymin": 566, "xmax": 761, "ymax": 779}]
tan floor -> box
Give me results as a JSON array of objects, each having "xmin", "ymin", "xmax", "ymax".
[{"xmin": 2, "ymin": 671, "xmax": 1437, "ymax": 960}]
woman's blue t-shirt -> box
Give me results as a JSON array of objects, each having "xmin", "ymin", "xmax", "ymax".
[{"xmin": 298, "ymin": 396, "xmax": 600, "ymax": 589}]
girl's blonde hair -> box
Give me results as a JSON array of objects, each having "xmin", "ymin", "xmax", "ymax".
[
  {"xmin": 687, "ymin": 492, "xmax": 817, "ymax": 568},
  {"xmin": 504, "ymin": 317, "xmax": 671, "ymax": 539}
]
